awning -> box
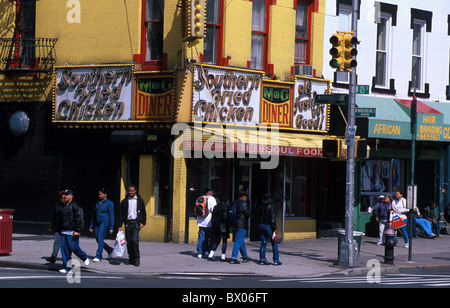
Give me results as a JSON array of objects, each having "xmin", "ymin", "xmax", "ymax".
[
  {"xmin": 174, "ymin": 124, "xmax": 365, "ymax": 159},
  {"xmin": 356, "ymin": 96, "xmax": 411, "ymax": 140},
  {"xmin": 356, "ymin": 96, "xmax": 450, "ymax": 142}
]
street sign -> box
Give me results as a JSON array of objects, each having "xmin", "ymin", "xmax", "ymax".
[
  {"xmin": 355, "ymin": 107, "xmax": 376, "ymax": 117},
  {"xmin": 315, "ymin": 94, "xmax": 348, "ymax": 105},
  {"xmin": 356, "ymin": 85, "xmax": 369, "ymax": 94}
]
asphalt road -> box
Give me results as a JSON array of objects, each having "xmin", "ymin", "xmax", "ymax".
[{"xmin": 3, "ymin": 266, "xmax": 450, "ymax": 290}]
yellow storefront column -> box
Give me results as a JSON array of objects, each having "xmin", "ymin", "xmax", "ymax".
[
  {"xmin": 172, "ymin": 156, "xmax": 188, "ymax": 243},
  {"xmin": 139, "ymin": 155, "xmax": 167, "ymax": 242}
]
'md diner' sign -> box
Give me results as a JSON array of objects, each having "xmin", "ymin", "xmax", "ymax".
[{"xmin": 134, "ymin": 73, "xmax": 175, "ymax": 121}]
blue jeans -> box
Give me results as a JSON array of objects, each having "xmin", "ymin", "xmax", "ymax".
[
  {"xmin": 414, "ymin": 217, "xmax": 434, "ymax": 236},
  {"xmin": 259, "ymin": 223, "xmax": 279, "ymax": 263},
  {"xmin": 231, "ymin": 228, "xmax": 248, "ymax": 260},
  {"xmin": 397, "ymin": 219, "xmax": 409, "ymax": 244},
  {"xmin": 60, "ymin": 234, "xmax": 88, "ymax": 269},
  {"xmin": 94, "ymin": 222, "xmax": 113, "ymax": 259},
  {"xmin": 197, "ymin": 227, "xmax": 211, "ymax": 256}
]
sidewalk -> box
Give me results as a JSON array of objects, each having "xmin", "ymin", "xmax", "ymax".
[{"xmin": 1, "ymin": 233, "xmax": 450, "ymax": 278}]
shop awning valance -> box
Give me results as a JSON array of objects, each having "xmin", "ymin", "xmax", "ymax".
[{"xmin": 175, "ymin": 124, "xmax": 364, "ymax": 158}]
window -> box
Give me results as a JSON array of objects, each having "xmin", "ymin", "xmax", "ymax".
[
  {"xmin": 250, "ymin": 0, "xmax": 268, "ymax": 70},
  {"xmin": 203, "ymin": 0, "xmax": 222, "ymax": 65},
  {"xmin": 143, "ymin": 0, "xmax": 164, "ymax": 67},
  {"xmin": 294, "ymin": 1, "xmax": 309, "ymax": 64},
  {"xmin": 411, "ymin": 19, "xmax": 425, "ymax": 92},
  {"xmin": 375, "ymin": 13, "xmax": 391, "ymax": 88},
  {"xmin": 360, "ymin": 159, "xmax": 404, "ymax": 213}
]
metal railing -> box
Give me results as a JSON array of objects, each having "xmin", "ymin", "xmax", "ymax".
[{"xmin": 0, "ymin": 37, "xmax": 57, "ymax": 74}]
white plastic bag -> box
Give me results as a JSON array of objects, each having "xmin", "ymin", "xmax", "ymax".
[{"xmin": 114, "ymin": 230, "xmax": 127, "ymax": 257}]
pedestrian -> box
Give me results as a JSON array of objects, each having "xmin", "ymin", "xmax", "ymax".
[
  {"xmin": 391, "ymin": 190, "xmax": 409, "ymax": 248},
  {"xmin": 89, "ymin": 188, "xmax": 115, "ymax": 262},
  {"xmin": 46, "ymin": 190, "xmax": 65, "ymax": 263},
  {"xmin": 258, "ymin": 193, "xmax": 281, "ymax": 265},
  {"xmin": 229, "ymin": 190, "xmax": 251, "ymax": 264},
  {"xmin": 196, "ymin": 188, "xmax": 217, "ymax": 259},
  {"xmin": 376, "ymin": 195, "xmax": 391, "ymax": 246},
  {"xmin": 423, "ymin": 201, "xmax": 441, "ymax": 237},
  {"xmin": 119, "ymin": 185, "xmax": 147, "ymax": 266},
  {"xmin": 208, "ymin": 193, "xmax": 230, "ymax": 262},
  {"xmin": 59, "ymin": 189, "xmax": 90, "ymax": 273}
]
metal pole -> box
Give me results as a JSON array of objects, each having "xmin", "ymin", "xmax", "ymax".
[
  {"xmin": 409, "ymin": 92, "xmax": 417, "ymax": 261},
  {"xmin": 339, "ymin": 0, "xmax": 359, "ymax": 267}
]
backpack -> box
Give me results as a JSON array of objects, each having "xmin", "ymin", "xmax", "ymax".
[
  {"xmin": 228, "ymin": 201, "xmax": 237, "ymax": 226},
  {"xmin": 195, "ymin": 195, "xmax": 208, "ymax": 217}
]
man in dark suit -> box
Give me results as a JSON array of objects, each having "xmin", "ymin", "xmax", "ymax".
[{"xmin": 119, "ymin": 185, "xmax": 147, "ymax": 266}]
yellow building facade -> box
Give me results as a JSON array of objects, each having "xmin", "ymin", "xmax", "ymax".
[{"xmin": 1, "ymin": 0, "xmax": 331, "ymax": 243}]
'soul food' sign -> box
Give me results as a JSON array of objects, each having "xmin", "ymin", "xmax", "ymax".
[{"xmin": 53, "ymin": 65, "xmax": 133, "ymax": 122}]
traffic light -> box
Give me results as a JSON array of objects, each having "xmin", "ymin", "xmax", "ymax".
[
  {"xmin": 183, "ymin": 0, "xmax": 206, "ymax": 42},
  {"xmin": 322, "ymin": 139, "xmax": 341, "ymax": 158},
  {"xmin": 329, "ymin": 31, "xmax": 358, "ymax": 72}
]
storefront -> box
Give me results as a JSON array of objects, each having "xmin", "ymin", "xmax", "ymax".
[
  {"xmin": 52, "ymin": 63, "xmax": 358, "ymax": 243},
  {"xmin": 174, "ymin": 64, "xmax": 339, "ymax": 242},
  {"xmin": 355, "ymin": 96, "xmax": 449, "ymax": 233}
]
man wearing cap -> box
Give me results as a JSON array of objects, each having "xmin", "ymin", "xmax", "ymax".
[{"xmin": 59, "ymin": 189, "xmax": 90, "ymax": 273}]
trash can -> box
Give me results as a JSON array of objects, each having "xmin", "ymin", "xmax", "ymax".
[
  {"xmin": 0, "ymin": 209, "xmax": 15, "ymax": 255},
  {"xmin": 337, "ymin": 229, "xmax": 363, "ymax": 256}
]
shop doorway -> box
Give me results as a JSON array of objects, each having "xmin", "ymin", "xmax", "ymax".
[{"xmin": 235, "ymin": 161, "xmax": 268, "ymax": 241}]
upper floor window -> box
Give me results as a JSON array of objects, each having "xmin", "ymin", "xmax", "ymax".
[
  {"xmin": 411, "ymin": 19, "xmax": 425, "ymax": 92},
  {"xmin": 203, "ymin": 0, "xmax": 222, "ymax": 65},
  {"xmin": 143, "ymin": 0, "xmax": 164, "ymax": 65},
  {"xmin": 374, "ymin": 12, "xmax": 391, "ymax": 88},
  {"xmin": 250, "ymin": 0, "xmax": 268, "ymax": 70},
  {"xmin": 295, "ymin": 1, "xmax": 309, "ymax": 64}
]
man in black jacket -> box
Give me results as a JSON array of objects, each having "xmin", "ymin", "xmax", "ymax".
[
  {"xmin": 258, "ymin": 193, "xmax": 281, "ymax": 265},
  {"xmin": 59, "ymin": 189, "xmax": 90, "ymax": 273},
  {"xmin": 229, "ymin": 191, "xmax": 251, "ymax": 264},
  {"xmin": 119, "ymin": 185, "xmax": 147, "ymax": 266}
]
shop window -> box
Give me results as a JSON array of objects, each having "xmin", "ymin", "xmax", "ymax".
[
  {"xmin": 187, "ymin": 158, "xmax": 230, "ymax": 217},
  {"xmin": 360, "ymin": 159, "xmax": 404, "ymax": 213},
  {"xmin": 273, "ymin": 157, "xmax": 311, "ymax": 218}
]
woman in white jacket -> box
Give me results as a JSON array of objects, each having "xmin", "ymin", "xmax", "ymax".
[{"xmin": 391, "ymin": 190, "xmax": 409, "ymax": 248}]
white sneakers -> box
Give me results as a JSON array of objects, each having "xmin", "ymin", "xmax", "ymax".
[{"xmin": 59, "ymin": 258, "xmax": 90, "ymax": 273}]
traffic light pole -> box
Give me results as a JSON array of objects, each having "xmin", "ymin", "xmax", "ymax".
[{"xmin": 338, "ymin": 0, "xmax": 359, "ymax": 268}]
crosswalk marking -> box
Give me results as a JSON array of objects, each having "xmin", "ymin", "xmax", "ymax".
[{"xmin": 262, "ymin": 274, "xmax": 450, "ymax": 287}]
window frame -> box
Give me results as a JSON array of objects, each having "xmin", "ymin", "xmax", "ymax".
[
  {"xmin": 202, "ymin": 0, "xmax": 224, "ymax": 65},
  {"xmin": 140, "ymin": 0, "xmax": 165, "ymax": 71},
  {"xmin": 250, "ymin": 0, "xmax": 270, "ymax": 71},
  {"xmin": 374, "ymin": 12, "xmax": 392, "ymax": 89},
  {"xmin": 411, "ymin": 18, "xmax": 426, "ymax": 92},
  {"xmin": 294, "ymin": 0, "xmax": 312, "ymax": 65}
]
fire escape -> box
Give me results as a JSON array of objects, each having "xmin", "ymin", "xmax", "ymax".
[{"xmin": 0, "ymin": 0, "xmax": 57, "ymax": 101}]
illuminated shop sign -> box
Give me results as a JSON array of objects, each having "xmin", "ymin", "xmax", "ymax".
[
  {"xmin": 53, "ymin": 65, "xmax": 133, "ymax": 122},
  {"xmin": 192, "ymin": 65, "xmax": 263, "ymax": 125},
  {"xmin": 260, "ymin": 81, "xmax": 293, "ymax": 128},
  {"xmin": 291, "ymin": 76, "xmax": 329, "ymax": 132},
  {"xmin": 134, "ymin": 73, "xmax": 175, "ymax": 121}
]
